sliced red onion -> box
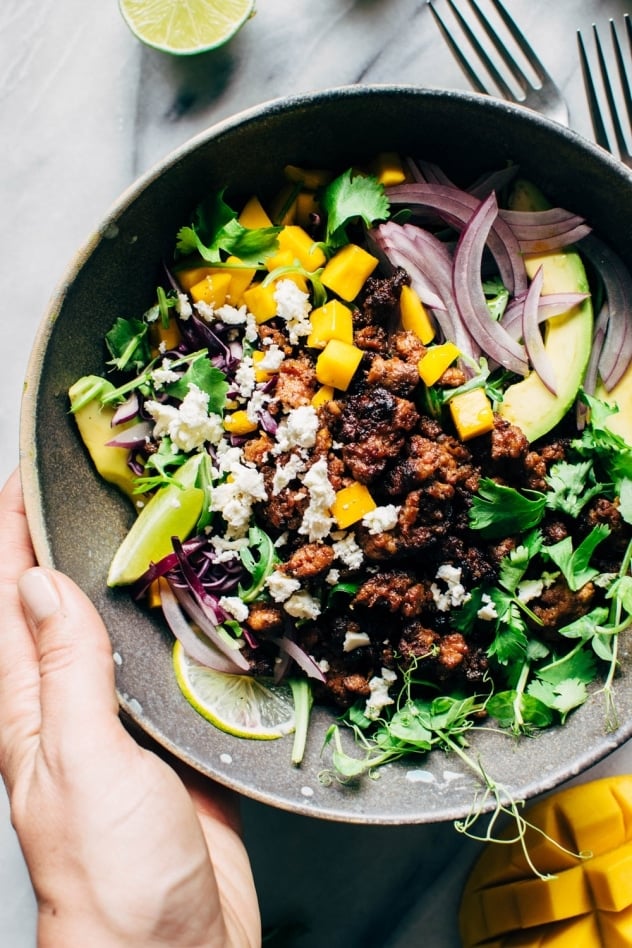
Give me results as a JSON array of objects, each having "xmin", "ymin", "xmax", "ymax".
[
  {"xmin": 452, "ymin": 192, "xmax": 529, "ymax": 376},
  {"xmin": 521, "ymin": 266, "xmax": 557, "ymax": 395},
  {"xmin": 578, "ymin": 234, "xmax": 632, "ymax": 391},
  {"xmin": 171, "ymin": 582, "xmax": 251, "ymax": 671},
  {"xmin": 373, "ymin": 224, "xmax": 447, "ymax": 310},
  {"xmin": 468, "ymin": 165, "xmax": 520, "ymax": 200},
  {"xmin": 161, "ymin": 582, "xmax": 248, "ymax": 673},
  {"xmin": 272, "ymin": 636, "xmax": 326, "ymax": 682},
  {"xmin": 388, "ymin": 182, "xmax": 527, "ymax": 297},
  {"xmin": 106, "ymin": 420, "xmax": 152, "ymax": 449},
  {"xmin": 112, "ymin": 392, "xmax": 140, "ymax": 426},
  {"xmin": 499, "ymin": 208, "xmax": 591, "ymax": 253},
  {"xmin": 502, "ymin": 292, "xmax": 590, "ymax": 340}
]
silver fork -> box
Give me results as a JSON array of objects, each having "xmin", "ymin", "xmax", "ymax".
[
  {"xmin": 577, "ymin": 16, "xmax": 632, "ymax": 168},
  {"xmin": 428, "ymin": 0, "xmax": 569, "ymax": 126}
]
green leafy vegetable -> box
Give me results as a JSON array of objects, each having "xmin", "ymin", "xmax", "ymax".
[
  {"xmin": 320, "ymin": 169, "xmax": 389, "ymax": 249},
  {"xmin": 543, "ymin": 524, "xmax": 610, "ymax": 591},
  {"xmin": 105, "ymin": 317, "xmax": 151, "ymax": 371},
  {"xmin": 468, "ymin": 478, "xmax": 547, "ymax": 539},
  {"xmin": 176, "ymin": 189, "xmax": 281, "ymax": 265}
]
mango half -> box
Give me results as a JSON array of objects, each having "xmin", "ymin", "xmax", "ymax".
[{"xmin": 459, "ymin": 775, "xmax": 632, "ymax": 947}]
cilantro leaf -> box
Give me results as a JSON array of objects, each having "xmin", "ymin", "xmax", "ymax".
[
  {"xmin": 545, "ymin": 460, "xmax": 606, "ymax": 518},
  {"xmin": 483, "ymin": 277, "xmax": 509, "ymax": 321},
  {"xmin": 543, "ymin": 524, "xmax": 610, "ymax": 591},
  {"xmin": 536, "ymin": 646, "xmax": 596, "ymax": 685},
  {"xmin": 105, "ymin": 317, "xmax": 151, "ymax": 372},
  {"xmin": 527, "ymin": 677, "xmax": 588, "ymax": 723},
  {"xmin": 165, "ymin": 359, "xmax": 228, "ymax": 414},
  {"xmin": 498, "ymin": 532, "xmax": 543, "ymax": 594},
  {"xmin": 321, "ymin": 169, "xmax": 389, "ymax": 249},
  {"xmin": 176, "ymin": 189, "xmax": 281, "ymax": 265},
  {"xmin": 469, "ymin": 478, "xmax": 546, "ymax": 539},
  {"xmin": 487, "ymin": 690, "xmax": 553, "ymax": 730}
]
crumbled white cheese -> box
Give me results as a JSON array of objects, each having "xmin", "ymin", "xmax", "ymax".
[
  {"xmin": 211, "ymin": 463, "xmax": 267, "ymax": 538},
  {"xmin": 283, "ymin": 589, "xmax": 321, "ymax": 620},
  {"xmin": 215, "ymin": 303, "xmax": 248, "ymax": 325},
  {"xmin": 272, "ymin": 452, "xmax": 307, "ymax": 495},
  {"xmin": 244, "ymin": 312, "xmax": 258, "ymax": 343},
  {"xmin": 266, "ymin": 570, "xmax": 301, "ymax": 603},
  {"xmin": 151, "ymin": 358, "xmax": 182, "ymax": 389},
  {"xmin": 273, "ymin": 405, "xmax": 319, "ymax": 455},
  {"xmin": 365, "ymin": 667, "xmax": 398, "ymax": 720},
  {"xmin": 431, "ymin": 564, "xmax": 471, "ymax": 613},
  {"xmin": 362, "ymin": 504, "xmax": 400, "ymax": 535},
  {"xmin": 209, "ymin": 536, "xmax": 249, "ymax": 563},
  {"xmin": 517, "ymin": 578, "xmax": 544, "ymax": 604},
  {"xmin": 325, "ymin": 568, "xmax": 340, "ymax": 585},
  {"xmin": 343, "ymin": 630, "xmax": 371, "ymax": 652},
  {"xmin": 317, "ymin": 658, "xmax": 330, "ymax": 674},
  {"xmin": 245, "ymin": 387, "xmax": 272, "ymax": 424},
  {"xmin": 194, "ymin": 300, "xmax": 215, "ymax": 322},
  {"xmin": 219, "ymin": 596, "xmax": 250, "ymax": 623},
  {"xmin": 145, "ymin": 384, "xmax": 224, "ymax": 452},
  {"xmin": 299, "ymin": 457, "xmax": 336, "ymax": 542},
  {"xmin": 273, "ymin": 279, "xmax": 312, "ymax": 345},
  {"xmin": 176, "ymin": 293, "xmax": 192, "ymax": 319},
  {"xmin": 258, "ymin": 343, "xmax": 285, "ymax": 371},
  {"xmin": 332, "ymin": 532, "xmax": 364, "ymax": 571},
  {"xmin": 476, "ymin": 593, "xmax": 498, "ymax": 622}
]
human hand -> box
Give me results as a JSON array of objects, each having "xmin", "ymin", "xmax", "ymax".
[{"xmin": 0, "ymin": 470, "xmax": 261, "ymax": 948}]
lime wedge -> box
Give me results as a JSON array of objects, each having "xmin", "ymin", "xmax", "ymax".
[
  {"xmin": 173, "ymin": 641, "xmax": 295, "ymax": 740},
  {"xmin": 119, "ymin": 0, "xmax": 255, "ymax": 56},
  {"xmin": 107, "ymin": 454, "xmax": 205, "ymax": 587}
]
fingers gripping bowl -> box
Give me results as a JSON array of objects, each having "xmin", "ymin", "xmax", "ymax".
[{"xmin": 21, "ymin": 86, "xmax": 632, "ymax": 824}]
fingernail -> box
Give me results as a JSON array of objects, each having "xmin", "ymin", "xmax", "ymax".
[{"xmin": 18, "ymin": 568, "xmax": 61, "ymax": 625}]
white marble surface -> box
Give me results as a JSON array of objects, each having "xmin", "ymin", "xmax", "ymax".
[{"xmin": 4, "ymin": 0, "xmax": 632, "ymax": 944}]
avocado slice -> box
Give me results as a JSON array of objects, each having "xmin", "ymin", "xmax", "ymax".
[
  {"xmin": 498, "ymin": 180, "xmax": 593, "ymax": 442},
  {"xmin": 595, "ymin": 371, "xmax": 632, "ymax": 444}
]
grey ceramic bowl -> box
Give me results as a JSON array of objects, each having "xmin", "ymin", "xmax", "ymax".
[{"xmin": 20, "ymin": 85, "xmax": 632, "ymax": 824}]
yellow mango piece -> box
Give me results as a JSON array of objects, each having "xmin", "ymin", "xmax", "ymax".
[
  {"xmin": 316, "ymin": 339, "xmax": 364, "ymax": 391},
  {"xmin": 243, "ymin": 282, "xmax": 278, "ymax": 323},
  {"xmin": 296, "ymin": 190, "xmax": 320, "ymax": 228},
  {"xmin": 269, "ymin": 183, "xmax": 298, "ymax": 225},
  {"xmin": 307, "ymin": 299, "xmax": 354, "ymax": 349},
  {"xmin": 311, "ymin": 384, "xmax": 335, "ymax": 407},
  {"xmin": 239, "ymin": 195, "xmax": 273, "ymax": 229},
  {"xmin": 321, "ymin": 244, "xmax": 379, "ymax": 301},
  {"xmin": 372, "ymin": 151, "xmax": 407, "ymax": 186},
  {"xmin": 69, "ymin": 377, "xmax": 142, "ymax": 505},
  {"xmin": 149, "ymin": 313, "xmax": 182, "ymax": 356},
  {"xmin": 418, "ymin": 341, "xmax": 460, "ymax": 386},
  {"xmin": 265, "ymin": 249, "xmax": 308, "ymax": 291},
  {"xmin": 190, "ymin": 271, "xmax": 232, "ymax": 307},
  {"xmin": 400, "ymin": 284, "xmax": 435, "ymax": 344},
  {"xmin": 449, "ymin": 388, "xmax": 495, "ymax": 441},
  {"xmin": 146, "ymin": 577, "xmax": 164, "ymax": 609},
  {"xmin": 252, "ymin": 349, "xmax": 279, "ymax": 382},
  {"xmin": 460, "ymin": 775, "xmax": 632, "ymax": 948},
  {"xmin": 216, "ymin": 256, "xmax": 256, "ymax": 302},
  {"xmin": 278, "ymin": 225, "xmax": 326, "ymax": 271},
  {"xmin": 331, "ymin": 482, "xmax": 376, "ymax": 529},
  {"xmin": 175, "ymin": 265, "xmax": 214, "ymax": 292},
  {"xmin": 223, "ymin": 410, "xmax": 258, "ymax": 436},
  {"xmin": 284, "ymin": 164, "xmax": 332, "ymax": 190}
]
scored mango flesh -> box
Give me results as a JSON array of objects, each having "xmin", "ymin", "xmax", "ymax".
[{"xmin": 459, "ymin": 775, "xmax": 632, "ymax": 947}]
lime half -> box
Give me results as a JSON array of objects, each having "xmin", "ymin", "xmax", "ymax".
[
  {"xmin": 173, "ymin": 641, "xmax": 295, "ymax": 740},
  {"xmin": 119, "ymin": 0, "xmax": 255, "ymax": 55}
]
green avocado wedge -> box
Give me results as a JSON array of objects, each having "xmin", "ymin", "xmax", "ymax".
[{"xmin": 498, "ymin": 180, "xmax": 593, "ymax": 443}]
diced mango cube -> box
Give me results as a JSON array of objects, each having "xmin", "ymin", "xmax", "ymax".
[
  {"xmin": 239, "ymin": 195, "xmax": 273, "ymax": 229},
  {"xmin": 190, "ymin": 271, "xmax": 232, "ymax": 308},
  {"xmin": 449, "ymin": 388, "xmax": 494, "ymax": 441},
  {"xmin": 265, "ymin": 249, "xmax": 309, "ymax": 292},
  {"xmin": 220, "ymin": 256, "xmax": 256, "ymax": 302},
  {"xmin": 372, "ymin": 151, "xmax": 407, "ymax": 186},
  {"xmin": 223, "ymin": 410, "xmax": 258, "ymax": 436},
  {"xmin": 149, "ymin": 314, "xmax": 182, "ymax": 355},
  {"xmin": 513, "ymin": 866, "xmax": 592, "ymax": 929},
  {"xmin": 278, "ymin": 225, "xmax": 326, "ymax": 271},
  {"xmin": 176, "ymin": 265, "xmax": 214, "ymax": 292},
  {"xmin": 243, "ymin": 282, "xmax": 278, "ymax": 323},
  {"xmin": 418, "ymin": 341, "xmax": 460, "ymax": 386},
  {"xmin": 321, "ymin": 244, "xmax": 379, "ymax": 301},
  {"xmin": 331, "ymin": 482, "xmax": 376, "ymax": 529},
  {"xmin": 284, "ymin": 164, "xmax": 332, "ymax": 190},
  {"xmin": 584, "ymin": 839, "xmax": 632, "ymax": 912},
  {"xmin": 400, "ymin": 284, "xmax": 435, "ymax": 344},
  {"xmin": 307, "ymin": 300, "xmax": 354, "ymax": 349},
  {"xmin": 311, "ymin": 384, "xmax": 335, "ymax": 407},
  {"xmin": 315, "ymin": 339, "xmax": 364, "ymax": 391}
]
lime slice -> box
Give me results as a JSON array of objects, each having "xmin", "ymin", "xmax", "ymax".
[
  {"xmin": 119, "ymin": 0, "xmax": 255, "ymax": 56},
  {"xmin": 107, "ymin": 454, "xmax": 205, "ymax": 587},
  {"xmin": 173, "ymin": 641, "xmax": 295, "ymax": 739}
]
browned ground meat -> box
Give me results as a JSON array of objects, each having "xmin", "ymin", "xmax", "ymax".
[
  {"xmin": 354, "ymin": 267, "xmax": 408, "ymax": 328},
  {"xmin": 274, "ymin": 355, "xmax": 317, "ymax": 407},
  {"xmin": 281, "ymin": 542, "xmax": 334, "ymax": 579},
  {"xmin": 366, "ymin": 355, "xmax": 420, "ymax": 397},
  {"xmin": 245, "ymin": 602, "xmax": 284, "ymax": 634},
  {"xmin": 531, "ymin": 579, "xmax": 596, "ymax": 630},
  {"xmin": 353, "ymin": 569, "xmax": 430, "ymax": 618}
]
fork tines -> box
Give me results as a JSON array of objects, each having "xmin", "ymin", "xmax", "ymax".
[
  {"xmin": 429, "ymin": 0, "xmax": 569, "ymax": 126},
  {"xmin": 578, "ymin": 15, "xmax": 632, "ymax": 166}
]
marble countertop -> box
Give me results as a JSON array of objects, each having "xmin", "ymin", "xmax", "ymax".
[{"xmin": 4, "ymin": 0, "xmax": 632, "ymax": 944}]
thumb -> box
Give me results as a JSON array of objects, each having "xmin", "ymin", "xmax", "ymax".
[{"xmin": 18, "ymin": 568, "xmax": 120, "ymax": 747}]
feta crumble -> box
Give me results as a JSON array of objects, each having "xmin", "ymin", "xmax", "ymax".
[
  {"xmin": 283, "ymin": 589, "xmax": 322, "ymax": 620},
  {"xmin": 273, "ymin": 405, "xmax": 319, "ymax": 454},
  {"xmin": 343, "ymin": 630, "xmax": 371, "ymax": 652},
  {"xmin": 219, "ymin": 596, "xmax": 250, "ymax": 623},
  {"xmin": 145, "ymin": 384, "xmax": 224, "ymax": 452},
  {"xmin": 212, "ymin": 462, "xmax": 267, "ymax": 538},
  {"xmin": 365, "ymin": 667, "xmax": 398, "ymax": 720},
  {"xmin": 273, "ymin": 279, "xmax": 312, "ymax": 345},
  {"xmin": 332, "ymin": 532, "xmax": 364, "ymax": 571},
  {"xmin": 299, "ymin": 457, "xmax": 336, "ymax": 542},
  {"xmin": 266, "ymin": 570, "xmax": 301, "ymax": 603},
  {"xmin": 362, "ymin": 504, "xmax": 400, "ymax": 535}
]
